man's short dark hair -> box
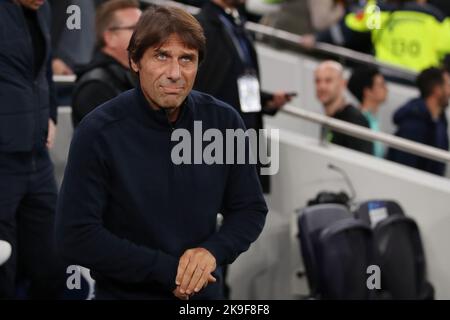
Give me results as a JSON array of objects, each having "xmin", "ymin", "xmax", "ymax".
[
  {"xmin": 128, "ymin": 5, "xmax": 206, "ymax": 69},
  {"xmin": 348, "ymin": 66, "xmax": 381, "ymax": 103},
  {"xmin": 96, "ymin": 0, "xmax": 140, "ymax": 48},
  {"xmin": 417, "ymin": 67, "xmax": 445, "ymax": 99}
]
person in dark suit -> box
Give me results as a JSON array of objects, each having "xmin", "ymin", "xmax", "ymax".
[
  {"xmin": 194, "ymin": 0, "xmax": 292, "ymax": 194},
  {"xmin": 0, "ymin": 0, "xmax": 64, "ymax": 299}
]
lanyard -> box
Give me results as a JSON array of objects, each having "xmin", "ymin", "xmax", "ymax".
[{"xmin": 218, "ymin": 14, "xmax": 255, "ymax": 70}]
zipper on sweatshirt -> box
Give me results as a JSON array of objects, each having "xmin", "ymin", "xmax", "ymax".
[{"xmin": 164, "ymin": 109, "xmax": 176, "ymax": 131}]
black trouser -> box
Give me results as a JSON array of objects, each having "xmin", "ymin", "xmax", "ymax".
[{"xmin": 0, "ymin": 148, "xmax": 64, "ymax": 299}]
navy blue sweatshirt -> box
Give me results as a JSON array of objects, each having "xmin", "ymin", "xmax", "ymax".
[
  {"xmin": 56, "ymin": 87, "xmax": 268, "ymax": 299},
  {"xmin": 387, "ymin": 98, "xmax": 449, "ymax": 176}
]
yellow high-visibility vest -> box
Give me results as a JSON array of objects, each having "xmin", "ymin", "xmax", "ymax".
[{"xmin": 345, "ymin": 1, "xmax": 450, "ymax": 71}]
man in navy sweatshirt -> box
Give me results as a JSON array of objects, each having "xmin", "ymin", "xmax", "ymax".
[
  {"xmin": 56, "ymin": 5, "xmax": 268, "ymax": 300},
  {"xmin": 388, "ymin": 67, "xmax": 450, "ymax": 176}
]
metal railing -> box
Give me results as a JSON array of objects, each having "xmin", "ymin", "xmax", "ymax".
[
  {"xmin": 282, "ymin": 104, "xmax": 450, "ymax": 164},
  {"xmin": 245, "ymin": 22, "xmax": 417, "ymax": 82}
]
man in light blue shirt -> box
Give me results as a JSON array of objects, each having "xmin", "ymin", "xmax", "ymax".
[{"xmin": 348, "ymin": 66, "xmax": 388, "ymax": 158}]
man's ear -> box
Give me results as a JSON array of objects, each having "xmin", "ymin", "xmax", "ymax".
[
  {"xmin": 103, "ymin": 31, "xmax": 114, "ymax": 48},
  {"xmin": 432, "ymin": 84, "xmax": 442, "ymax": 98},
  {"xmin": 363, "ymin": 87, "xmax": 371, "ymax": 100},
  {"xmin": 130, "ymin": 58, "xmax": 140, "ymax": 73},
  {"xmin": 439, "ymin": 85, "xmax": 446, "ymax": 99}
]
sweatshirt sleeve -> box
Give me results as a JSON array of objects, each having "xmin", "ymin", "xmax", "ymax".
[
  {"xmin": 55, "ymin": 120, "xmax": 179, "ymax": 292},
  {"xmin": 201, "ymin": 111, "xmax": 268, "ymax": 266}
]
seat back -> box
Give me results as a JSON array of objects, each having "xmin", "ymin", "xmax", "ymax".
[
  {"xmin": 318, "ymin": 219, "xmax": 374, "ymax": 300},
  {"xmin": 355, "ymin": 200, "xmax": 434, "ymax": 299},
  {"xmin": 374, "ymin": 215, "xmax": 434, "ymax": 299},
  {"xmin": 296, "ymin": 204, "xmax": 352, "ymax": 297}
]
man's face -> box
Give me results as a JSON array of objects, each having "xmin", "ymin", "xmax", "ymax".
[
  {"xmin": 17, "ymin": 0, "xmax": 45, "ymax": 10},
  {"xmin": 315, "ymin": 66, "xmax": 345, "ymax": 106},
  {"xmin": 366, "ymin": 74, "xmax": 388, "ymax": 105},
  {"xmin": 105, "ymin": 8, "xmax": 141, "ymax": 66},
  {"xmin": 131, "ymin": 33, "xmax": 199, "ymax": 110},
  {"xmin": 438, "ymin": 72, "xmax": 450, "ymax": 109}
]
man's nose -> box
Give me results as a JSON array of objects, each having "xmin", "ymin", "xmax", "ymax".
[{"xmin": 167, "ymin": 60, "xmax": 181, "ymax": 81}]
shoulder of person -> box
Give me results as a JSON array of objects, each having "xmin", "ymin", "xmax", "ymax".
[
  {"xmin": 75, "ymin": 89, "xmax": 134, "ymax": 133},
  {"xmin": 195, "ymin": 4, "xmax": 222, "ymax": 27},
  {"xmin": 77, "ymin": 67, "xmax": 125, "ymax": 93},
  {"xmin": 345, "ymin": 104, "xmax": 370, "ymax": 126},
  {"xmin": 77, "ymin": 67, "xmax": 116, "ymax": 86}
]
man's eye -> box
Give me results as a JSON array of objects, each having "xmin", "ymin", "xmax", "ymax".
[
  {"xmin": 181, "ymin": 56, "xmax": 192, "ymax": 63},
  {"xmin": 157, "ymin": 53, "xmax": 167, "ymax": 60}
]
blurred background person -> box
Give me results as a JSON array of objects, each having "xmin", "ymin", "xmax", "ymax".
[
  {"xmin": 0, "ymin": 0, "xmax": 64, "ymax": 299},
  {"xmin": 315, "ymin": 61, "xmax": 374, "ymax": 154},
  {"xmin": 429, "ymin": 0, "xmax": 450, "ymax": 17},
  {"xmin": 348, "ymin": 65, "xmax": 388, "ymax": 158},
  {"xmin": 71, "ymin": 0, "xmax": 141, "ymax": 127},
  {"xmin": 303, "ymin": 0, "xmax": 450, "ymax": 71},
  {"xmin": 194, "ymin": 0, "xmax": 292, "ymax": 300},
  {"xmin": 195, "ymin": 0, "xmax": 292, "ymax": 195},
  {"xmin": 388, "ymin": 67, "xmax": 450, "ymax": 176}
]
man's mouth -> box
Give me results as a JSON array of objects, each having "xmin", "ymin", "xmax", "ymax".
[{"xmin": 160, "ymin": 86, "xmax": 184, "ymax": 94}]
